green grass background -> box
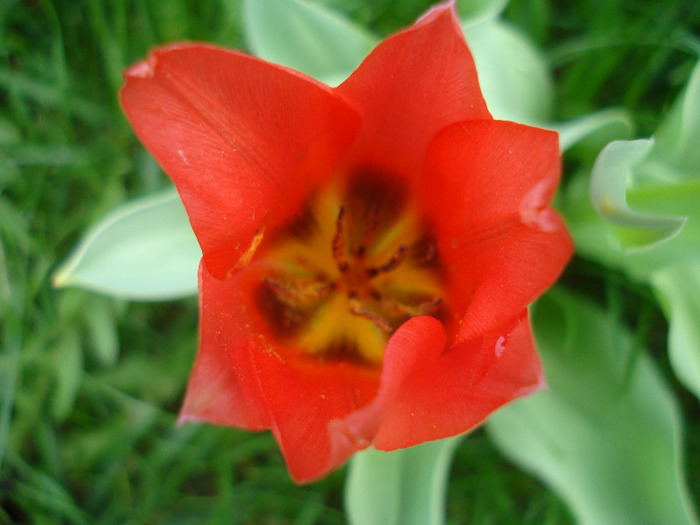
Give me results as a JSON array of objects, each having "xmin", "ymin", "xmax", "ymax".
[{"xmin": 1, "ymin": 0, "xmax": 699, "ymax": 523}]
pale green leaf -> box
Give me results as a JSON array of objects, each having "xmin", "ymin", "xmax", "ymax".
[
  {"xmin": 565, "ymin": 170, "xmax": 700, "ymax": 401},
  {"xmin": 651, "ymin": 262, "xmax": 700, "ymax": 400},
  {"xmin": 487, "ymin": 289, "xmax": 697, "ymax": 525},
  {"xmin": 345, "ymin": 437, "xmax": 462, "ymax": 525},
  {"xmin": 462, "ymin": 17, "xmax": 552, "ymax": 124},
  {"xmin": 458, "ymin": 0, "xmax": 509, "ymax": 25},
  {"xmin": 53, "ymin": 189, "xmax": 201, "ymax": 301},
  {"xmin": 555, "ymin": 108, "xmax": 633, "ymax": 152},
  {"xmin": 590, "ymin": 139, "xmax": 687, "ymax": 250},
  {"xmin": 243, "ymin": 0, "xmax": 376, "ymax": 86},
  {"xmin": 644, "ymin": 60, "xmax": 700, "ymax": 180},
  {"xmin": 564, "ymin": 162, "xmax": 700, "ymax": 281}
]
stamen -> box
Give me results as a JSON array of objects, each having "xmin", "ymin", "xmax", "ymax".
[
  {"xmin": 382, "ymin": 295, "xmax": 443, "ymax": 317},
  {"xmin": 348, "ymin": 298, "xmax": 394, "ymax": 333},
  {"xmin": 366, "ymin": 244, "xmax": 407, "ymax": 278},
  {"xmin": 257, "ymin": 181, "xmax": 445, "ymax": 365},
  {"xmin": 355, "ymin": 202, "xmax": 381, "ymax": 257},
  {"xmin": 263, "ymin": 276, "xmax": 331, "ymax": 303},
  {"xmin": 332, "ymin": 206, "xmax": 349, "ymax": 273}
]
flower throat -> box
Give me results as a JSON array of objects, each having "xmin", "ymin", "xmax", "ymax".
[{"xmin": 253, "ymin": 173, "xmax": 446, "ymax": 366}]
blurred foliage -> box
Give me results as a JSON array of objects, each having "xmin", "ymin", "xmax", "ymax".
[{"xmin": 1, "ymin": 0, "xmax": 699, "ymax": 523}]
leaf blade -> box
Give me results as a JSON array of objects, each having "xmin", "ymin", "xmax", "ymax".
[
  {"xmin": 487, "ymin": 290, "xmax": 698, "ymax": 525},
  {"xmin": 243, "ymin": 0, "xmax": 377, "ymax": 86},
  {"xmin": 345, "ymin": 437, "xmax": 462, "ymax": 525},
  {"xmin": 651, "ymin": 262, "xmax": 700, "ymax": 400},
  {"xmin": 462, "ymin": 17, "xmax": 553, "ymax": 124},
  {"xmin": 590, "ymin": 139, "xmax": 687, "ymax": 250},
  {"xmin": 53, "ymin": 189, "xmax": 201, "ymax": 301}
]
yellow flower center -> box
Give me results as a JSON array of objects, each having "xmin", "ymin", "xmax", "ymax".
[{"xmin": 254, "ymin": 174, "xmax": 445, "ymax": 366}]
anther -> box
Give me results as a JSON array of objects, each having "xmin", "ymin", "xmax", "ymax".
[
  {"xmin": 348, "ymin": 298, "xmax": 394, "ymax": 333},
  {"xmin": 383, "ymin": 295, "xmax": 443, "ymax": 317},
  {"xmin": 366, "ymin": 244, "xmax": 407, "ymax": 278},
  {"xmin": 332, "ymin": 206, "xmax": 349, "ymax": 273},
  {"xmin": 263, "ymin": 276, "xmax": 330, "ymax": 303}
]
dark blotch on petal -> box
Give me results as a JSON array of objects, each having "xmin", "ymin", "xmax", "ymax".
[
  {"xmin": 255, "ymin": 281, "xmax": 311, "ymax": 340},
  {"xmin": 343, "ymin": 169, "xmax": 407, "ymax": 243},
  {"xmin": 409, "ymin": 233, "xmax": 443, "ymax": 273},
  {"xmin": 276, "ymin": 200, "xmax": 320, "ymax": 242},
  {"xmin": 322, "ymin": 339, "xmax": 377, "ymax": 368}
]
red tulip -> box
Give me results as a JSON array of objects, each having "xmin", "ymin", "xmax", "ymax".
[{"xmin": 121, "ymin": 1, "xmax": 573, "ymax": 482}]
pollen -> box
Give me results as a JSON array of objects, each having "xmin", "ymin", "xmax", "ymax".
[{"xmin": 253, "ymin": 173, "xmax": 446, "ymax": 367}]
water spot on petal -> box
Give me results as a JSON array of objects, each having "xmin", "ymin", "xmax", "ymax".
[
  {"xmin": 519, "ymin": 179, "xmax": 552, "ymax": 216},
  {"xmin": 529, "ymin": 208, "xmax": 561, "ymax": 233},
  {"xmin": 495, "ymin": 335, "xmax": 506, "ymax": 357}
]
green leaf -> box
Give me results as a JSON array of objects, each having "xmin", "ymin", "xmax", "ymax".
[
  {"xmin": 487, "ymin": 289, "xmax": 697, "ymax": 525},
  {"xmin": 345, "ymin": 437, "xmax": 462, "ymax": 525},
  {"xmin": 555, "ymin": 108, "xmax": 633, "ymax": 152},
  {"xmin": 564, "ymin": 162, "xmax": 700, "ymax": 282},
  {"xmin": 53, "ymin": 189, "xmax": 201, "ymax": 301},
  {"xmin": 458, "ymin": 0, "xmax": 509, "ymax": 25},
  {"xmin": 243, "ymin": 0, "xmax": 377, "ymax": 86},
  {"xmin": 561, "ymin": 61, "xmax": 700, "ymax": 403},
  {"xmin": 6, "ymin": 450, "xmax": 91, "ymax": 525},
  {"xmin": 590, "ymin": 139, "xmax": 687, "ymax": 250},
  {"xmin": 565, "ymin": 62, "xmax": 700, "ymax": 271},
  {"xmin": 462, "ymin": 17, "xmax": 552, "ymax": 124},
  {"xmin": 0, "ymin": 310, "xmax": 20, "ymax": 470},
  {"xmin": 85, "ymin": 296, "xmax": 120, "ymax": 368},
  {"xmin": 51, "ymin": 329, "xmax": 83, "ymax": 422},
  {"xmin": 651, "ymin": 262, "xmax": 700, "ymax": 400},
  {"xmin": 565, "ymin": 166, "xmax": 700, "ymax": 404},
  {"xmin": 644, "ymin": 60, "xmax": 700, "ymax": 180}
]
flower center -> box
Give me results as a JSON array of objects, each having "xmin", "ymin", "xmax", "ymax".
[{"xmin": 253, "ymin": 174, "xmax": 445, "ymax": 366}]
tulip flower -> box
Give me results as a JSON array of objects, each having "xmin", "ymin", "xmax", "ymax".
[{"xmin": 120, "ymin": 0, "xmax": 572, "ymax": 482}]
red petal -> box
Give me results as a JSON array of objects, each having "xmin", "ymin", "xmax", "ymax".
[
  {"xmin": 121, "ymin": 45, "xmax": 360, "ymax": 277},
  {"xmin": 336, "ymin": 1, "xmax": 490, "ymax": 178},
  {"xmin": 453, "ymin": 217, "xmax": 572, "ymax": 340},
  {"xmin": 250, "ymin": 348, "xmax": 380, "ymax": 483},
  {"xmin": 423, "ymin": 120, "xmax": 561, "ymax": 236},
  {"xmin": 422, "ymin": 120, "xmax": 573, "ymax": 338},
  {"xmin": 179, "ymin": 264, "xmax": 271, "ymax": 430},
  {"xmin": 374, "ymin": 312, "xmax": 543, "ymax": 450},
  {"xmin": 328, "ymin": 316, "xmax": 446, "ymax": 457}
]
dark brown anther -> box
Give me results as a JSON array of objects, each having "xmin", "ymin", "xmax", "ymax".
[
  {"xmin": 366, "ymin": 244, "xmax": 407, "ymax": 278},
  {"xmin": 348, "ymin": 298, "xmax": 394, "ymax": 333},
  {"xmin": 382, "ymin": 295, "xmax": 443, "ymax": 317},
  {"xmin": 332, "ymin": 206, "xmax": 349, "ymax": 273},
  {"xmin": 411, "ymin": 296, "xmax": 443, "ymax": 316},
  {"xmin": 263, "ymin": 276, "xmax": 330, "ymax": 303}
]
